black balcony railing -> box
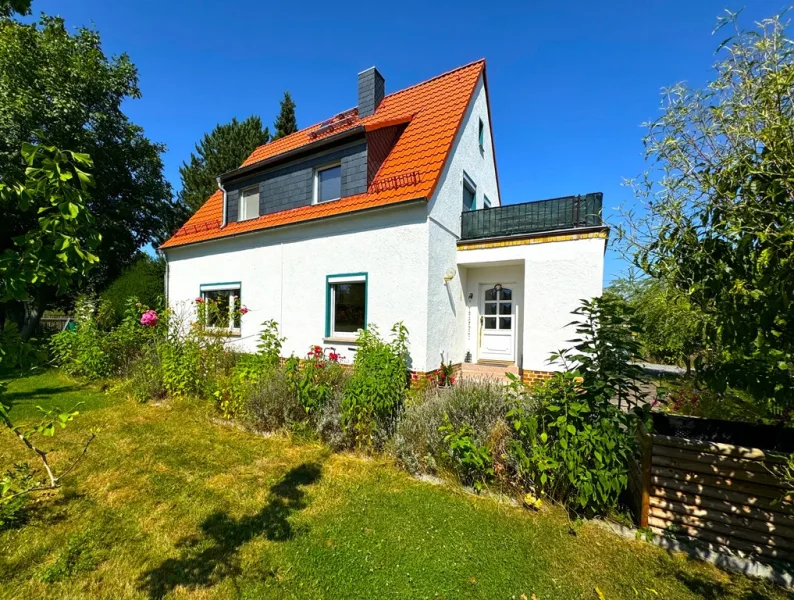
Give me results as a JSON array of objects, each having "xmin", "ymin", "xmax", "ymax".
[{"xmin": 460, "ymin": 192, "xmax": 604, "ymax": 241}]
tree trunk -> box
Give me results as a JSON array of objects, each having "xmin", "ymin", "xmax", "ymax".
[
  {"xmin": 20, "ymin": 291, "xmax": 48, "ymax": 340},
  {"xmin": 4, "ymin": 300, "xmax": 25, "ymax": 332}
]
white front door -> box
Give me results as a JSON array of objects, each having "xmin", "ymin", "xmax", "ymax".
[{"xmin": 478, "ymin": 284, "xmax": 516, "ymax": 362}]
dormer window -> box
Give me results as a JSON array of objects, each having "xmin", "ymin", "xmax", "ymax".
[
  {"xmin": 239, "ymin": 186, "xmax": 259, "ymax": 221},
  {"xmin": 314, "ymin": 163, "xmax": 342, "ymax": 203}
]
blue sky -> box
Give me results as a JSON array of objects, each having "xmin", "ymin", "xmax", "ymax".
[{"xmin": 30, "ymin": 0, "xmax": 781, "ymax": 282}]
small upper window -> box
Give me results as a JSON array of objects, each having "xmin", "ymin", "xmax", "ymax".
[
  {"xmin": 462, "ymin": 172, "xmax": 476, "ymax": 212},
  {"xmin": 484, "ymin": 195, "xmax": 492, "ymax": 209},
  {"xmin": 478, "ymin": 119, "xmax": 484, "ymax": 151},
  {"xmin": 315, "ymin": 163, "xmax": 342, "ymax": 203},
  {"xmin": 239, "ymin": 186, "xmax": 259, "ymax": 221}
]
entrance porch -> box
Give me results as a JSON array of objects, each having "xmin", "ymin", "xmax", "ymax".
[{"xmin": 455, "ymin": 193, "xmax": 608, "ymax": 383}]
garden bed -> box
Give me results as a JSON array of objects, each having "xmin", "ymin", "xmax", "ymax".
[{"xmin": 0, "ymin": 369, "xmax": 787, "ymax": 599}]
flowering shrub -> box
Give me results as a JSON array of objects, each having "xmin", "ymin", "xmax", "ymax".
[
  {"xmin": 51, "ymin": 297, "xmax": 160, "ymax": 380},
  {"xmin": 285, "ymin": 345, "xmax": 344, "ymax": 415},
  {"xmin": 140, "ymin": 310, "xmax": 158, "ymax": 327},
  {"xmin": 432, "ymin": 360, "xmax": 455, "ymax": 387}
]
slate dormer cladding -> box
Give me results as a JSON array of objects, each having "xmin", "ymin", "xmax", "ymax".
[{"xmin": 225, "ymin": 140, "xmax": 367, "ymax": 224}]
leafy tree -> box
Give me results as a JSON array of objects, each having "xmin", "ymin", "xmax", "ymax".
[
  {"xmin": 0, "ymin": 139, "xmax": 100, "ymax": 337},
  {"xmin": 0, "ymin": 140, "xmax": 98, "ymax": 522},
  {"xmin": 609, "ymin": 277, "xmax": 709, "ymax": 369},
  {"xmin": 273, "ymin": 91, "xmax": 298, "ymax": 139},
  {"xmin": 0, "ymin": 15, "xmax": 175, "ymax": 333},
  {"xmin": 178, "ymin": 116, "xmax": 270, "ymax": 213},
  {"xmin": 0, "ymin": 0, "xmax": 30, "ymax": 17},
  {"xmin": 619, "ymin": 10, "xmax": 794, "ymax": 406}
]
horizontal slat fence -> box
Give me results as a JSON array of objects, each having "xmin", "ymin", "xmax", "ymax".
[{"xmin": 629, "ymin": 427, "xmax": 794, "ymax": 563}]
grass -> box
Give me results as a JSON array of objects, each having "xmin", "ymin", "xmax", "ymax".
[{"xmin": 0, "ymin": 369, "xmax": 789, "ymax": 599}]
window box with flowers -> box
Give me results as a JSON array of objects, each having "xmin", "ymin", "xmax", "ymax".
[{"xmin": 197, "ymin": 282, "xmax": 248, "ymax": 336}]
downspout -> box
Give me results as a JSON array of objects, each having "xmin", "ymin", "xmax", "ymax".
[{"xmin": 218, "ymin": 176, "xmax": 228, "ymax": 227}]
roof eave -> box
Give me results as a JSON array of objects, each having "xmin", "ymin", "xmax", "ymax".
[{"xmin": 161, "ymin": 196, "xmax": 427, "ymax": 251}]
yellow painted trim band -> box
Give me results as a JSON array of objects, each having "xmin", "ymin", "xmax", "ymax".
[{"xmin": 458, "ymin": 230, "xmax": 608, "ymax": 251}]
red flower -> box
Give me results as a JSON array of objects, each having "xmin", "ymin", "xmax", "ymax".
[
  {"xmin": 328, "ymin": 352, "xmax": 339, "ymax": 362},
  {"xmin": 239, "ymin": 306, "xmax": 249, "ymax": 315},
  {"xmin": 195, "ymin": 297, "xmax": 204, "ymax": 304}
]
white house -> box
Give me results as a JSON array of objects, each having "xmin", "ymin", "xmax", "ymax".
[{"xmin": 160, "ymin": 60, "xmax": 607, "ymax": 381}]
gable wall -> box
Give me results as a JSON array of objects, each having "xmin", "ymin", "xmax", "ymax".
[{"xmin": 422, "ymin": 75, "xmax": 500, "ymax": 371}]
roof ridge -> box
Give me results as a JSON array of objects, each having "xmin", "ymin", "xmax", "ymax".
[
  {"xmin": 246, "ymin": 59, "xmax": 486, "ymax": 157},
  {"xmin": 381, "ymin": 58, "xmax": 485, "ymax": 101}
]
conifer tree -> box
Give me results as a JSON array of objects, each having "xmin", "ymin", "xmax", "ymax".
[
  {"xmin": 273, "ymin": 91, "xmax": 298, "ymax": 139},
  {"xmin": 178, "ymin": 116, "xmax": 270, "ymax": 213}
]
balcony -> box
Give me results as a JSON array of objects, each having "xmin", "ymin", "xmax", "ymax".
[{"xmin": 460, "ymin": 192, "xmax": 604, "ymax": 241}]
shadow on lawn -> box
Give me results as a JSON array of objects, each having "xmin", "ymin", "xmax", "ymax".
[
  {"xmin": 138, "ymin": 462, "xmax": 322, "ymax": 599},
  {"xmin": 673, "ymin": 564, "xmax": 776, "ymax": 600},
  {"xmin": 1, "ymin": 385, "xmax": 84, "ymax": 406}
]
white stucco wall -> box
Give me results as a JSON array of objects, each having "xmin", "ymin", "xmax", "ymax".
[
  {"xmin": 423, "ymin": 74, "xmax": 501, "ymax": 371},
  {"xmin": 165, "ymin": 203, "xmax": 430, "ymax": 369},
  {"xmin": 457, "ymin": 235, "xmax": 606, "ymax": 372}
]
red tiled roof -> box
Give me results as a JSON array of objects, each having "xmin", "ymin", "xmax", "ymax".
[{"xmin": 161, "ymin": 60, "xmax": 486, "ymax": 249}]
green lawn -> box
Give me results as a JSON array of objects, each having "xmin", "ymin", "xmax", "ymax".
[{"xmin": 0, "ymin": 370, "xmax": 788, "ymax": 599}]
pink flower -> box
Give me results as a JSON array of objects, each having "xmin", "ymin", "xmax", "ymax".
[
  {"xmin": 239, "ymin": 306, "xmax": 249, "ymax": 315},
  {"xmin": 195, "ymin": 297, "xmax": 204, "ymax": 304},
  {"xmin": 140, "ymin": 309, "xmax": 159, "ymax": 327}
]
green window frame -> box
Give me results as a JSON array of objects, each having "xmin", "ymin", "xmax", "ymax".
[{"xmin": 325, "ymin": 273, "xmax": 368, "ymax": 338}]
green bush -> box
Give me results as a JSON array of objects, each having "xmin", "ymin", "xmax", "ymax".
[
  {"xmin": 506, "ymin": 295, "xmax": 644, "ymax": 516},
  {"xmin": 245, "ymin": 343, "xmax": 350, "ymax": 436},
  {"xmin": 343, "ymin": 323, "xmax": 409, "ymax": 449},
  {"xmin": 285, "ymin": 346, "xmax": 347, "ymax": 415},
  {"xmin": 98, "ymin": 255, "xmax": 164, "ymax": 328},
  {"xmin": 439, "ymin": 416, "xmax": 493, "ymax": 491},
  {"xmin": 51, "ymin": 297, "xmax": 160, "ymax": 380},
  {"xmin": 393, "ymin": 379, "xmax": 509, "ymax": 476},
  {"xmin": 246, "ymin": 368, "xmax": 304, "ymax": 431},
  {"xmin": 50, "ymin": 298, "xmax": 111, "ymax": 379},
  {"xmin": 507, "ymin": 371, "xmax": 634, "ymax": 515}
]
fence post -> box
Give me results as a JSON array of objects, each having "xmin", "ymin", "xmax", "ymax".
[{"xmin": 637, "ymin": 423, "xmax": 652, "ymax": 528}]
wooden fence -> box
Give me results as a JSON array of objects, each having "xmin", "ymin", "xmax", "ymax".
[
  {"xmin": 38, "ymin": 316, "xmax": 70, "ymax": 334},
  {"xmin": 629, "ymin": 423, "xmax": 794, "ymax": 563}
]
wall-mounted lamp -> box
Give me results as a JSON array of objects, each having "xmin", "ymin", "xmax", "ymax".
[
  {"xmin": 443, "ymin": 267, "xmax": 457, "ymax": 282},
  {"xmin": 467, "ymin": 292, "xmax": 474, "ymax": 301}
]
